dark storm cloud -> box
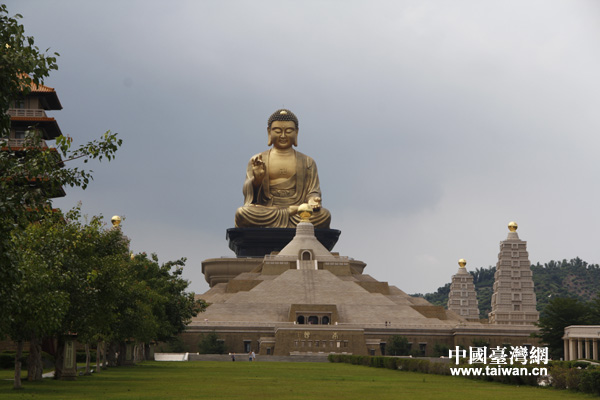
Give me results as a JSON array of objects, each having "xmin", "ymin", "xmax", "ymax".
[{"xmin": 5, "ymin": 0, "xmax": 600, "ymax": 295}]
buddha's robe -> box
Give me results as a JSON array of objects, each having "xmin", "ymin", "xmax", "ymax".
[{"xmin": 235, "ymin": 149, "xmax": 331, "ymax": 228}]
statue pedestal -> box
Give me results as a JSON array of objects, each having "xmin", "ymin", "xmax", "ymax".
[
  {"xmin": 60, "ymin": 334, "xmax": 78, "ymax": 380},
  {"xmin": 226, "ymin": 227, "xmax": 341, "ymax": 257}
]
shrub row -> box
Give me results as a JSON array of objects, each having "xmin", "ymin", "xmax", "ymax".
[
  {"xmin": 328, "ymin": 354, "xmax": 600, "ymax": 396},
  {"xmin": 0, "ymin": 351, "xmax": 55, "ymax": 369},
  {"xmin": 550, "ymin": 362, "xmax": 600, "ymax": 395},
  {"xmin": 327, "ymin": 354, "xmax": 450, "ymax": 375},
  {"xmin": 464, "ymin": 363, "xmax": 541, "ymax": 387},
  {"xmin": 76, "ymin": 351, "xmax": 97, "ymax": 363}
]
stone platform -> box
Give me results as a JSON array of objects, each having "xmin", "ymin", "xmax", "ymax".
[{"xmin": 226, "ymin": 227, "xmax": 341, "ymax": 257}]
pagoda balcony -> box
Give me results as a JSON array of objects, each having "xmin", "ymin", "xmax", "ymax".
[
  {"xmin": 7, "ymin": 108, "xmax": 48, "ymax": 118},
  {"xmin": 2, "ymin": 138, "xmax": 49, "ymax": 148}
]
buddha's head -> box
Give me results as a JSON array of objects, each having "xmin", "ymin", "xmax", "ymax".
[{"xmin": 267, "ymin": 109, "xmax": 298, "ymax": 148}]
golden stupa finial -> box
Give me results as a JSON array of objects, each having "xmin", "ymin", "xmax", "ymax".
[
  {"xmin": 111, "ymin": 215, "xmax": 122, "ymax": 227},
  {"xmin": 508, "ymin": 221, "xmax": 518, "ymax": 232},
  {"xmin": 458, "ymin": 259, "xmax": 467, "ymax": 268},
  {"xmin": 298, "ymin": 204, "xmax": 313, "ymax": 222}
]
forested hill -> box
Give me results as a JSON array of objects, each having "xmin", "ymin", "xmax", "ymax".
[{"xmin": 412, "ymin": 258, "xmax": 600, "ymax": 318}]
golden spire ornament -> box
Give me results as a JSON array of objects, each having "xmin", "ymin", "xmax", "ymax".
[
  {"xmin": 298, "ymin": 204, "xmax": 313, "ymax": 222},
  {"xmin": 111, "ymin": 215, "xmax": 122, "ymax": 227}
]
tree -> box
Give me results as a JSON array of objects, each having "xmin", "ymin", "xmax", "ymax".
[
  {"xmin": 198, "ymin": 332, "xmax": 226, "ymax": 354},
  {"xmin": 0, "ymin": 5, "xmax": 122, "ymax": 345},
  {"xmin": 386, "ymin": 335, "xmax": 410, "ymax": 356},
  {"xmin": 103, "ymin": 252, "xmax": 205, "ymax": 365},
  {"xmin": 433, "ymin": 343, "xmax": 450, "ymax": 357},
  {"xmin": 50, "ymin": 211, "xmax": 131, "ymax": 378},
  {"xmin": 535, "ymin": 297, "xmax": 591, "ymax": 359},
  {"xmin": 7, "ymin": 212, "xmax": 71, "ymax": 388}
]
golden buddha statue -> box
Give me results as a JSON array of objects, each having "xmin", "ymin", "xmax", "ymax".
[{"xmin": 235, "ymin": 109, "xmax": 331, "ymax": 228}]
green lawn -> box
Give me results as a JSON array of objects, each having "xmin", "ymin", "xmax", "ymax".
[{"xmin": 0, "ymin": 361, "xmax": 596, "ymax": 400}]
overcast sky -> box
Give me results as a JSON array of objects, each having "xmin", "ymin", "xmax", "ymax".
[{"xmin": 6, "ymin": 0, "xmax": 600, "ymax": 296}]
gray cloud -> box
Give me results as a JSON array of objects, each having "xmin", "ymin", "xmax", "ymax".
[{"xmin": 6, "ymin": 0, "xmax": 600, "ymax": 295}]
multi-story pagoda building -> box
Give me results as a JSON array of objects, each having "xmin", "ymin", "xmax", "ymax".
[
  {"xmin": 488, "ymin": 222, "xmax": 539, "ymax": 325},
  {"xmin": 2, "ymin": 78, "xmax": 66, "ymax": 198},
  {"xmin": 447, "ymin": 259, "xmax": 480, "ymax": 321}
]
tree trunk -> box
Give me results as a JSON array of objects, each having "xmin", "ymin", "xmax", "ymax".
[
  {"xmin": 95, "ymin": 341, "xmax": 101, "ymax": 373},
  {"xmin": 27, "ymin": 335, "xmax": 43, "ymax": 381},
  {"xmin": 102, "ymin": 341, "xmax": 108, "ymax": 369},
  {"xmin": 54, "ymin": 336, "xmax": 64, "ymax": 380},
  {"xmin": 107, "ymin": 342, "xmax": 118, "ymax": 367},
  {"xmin": 84, "ymin": 343, "xmax": 91, "ymax": 375},
  {"xmin": 117, "ymin": 342, "xmax": 125, "ymax": 366},
  {"xmin": 14, "ymin": 340, "xmax": 23, "ymax": 390},
  {"xmin": 144, "ymin": 342, "xmax": 151, "ymax": 361}
]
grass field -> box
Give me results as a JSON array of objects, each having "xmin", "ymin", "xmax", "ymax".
[{"xmin": 0, "ymin": 361, "xmax": 596, "ymax": 399}]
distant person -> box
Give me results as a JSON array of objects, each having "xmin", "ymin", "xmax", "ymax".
[
  {"xmin": 251, "ymin": 351, "xmax": 256, "ymax": 362},
  {"xmin": 248, "ymin": 351, "xmax": 253, "ymax": 362},
  {"xmin": 230, "ymin": 353, "xmax": 235, "ymax": 362}
]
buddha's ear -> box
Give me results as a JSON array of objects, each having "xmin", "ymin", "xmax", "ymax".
[
  {"xmin": 267, "ymin": 129, "xmax": 272, "ymax": 146},
  {"xmin": 293, "ymin": 130, "xmax": 298, "ymax": 146}
]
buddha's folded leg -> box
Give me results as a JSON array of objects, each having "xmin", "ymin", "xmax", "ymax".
[{"xmin": 235, "ymin": 205, "xmax": 290, "ymax": 228}]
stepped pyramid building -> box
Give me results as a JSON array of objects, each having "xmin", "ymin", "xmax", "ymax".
[
  {"xmin": 447, "ymin": 259, "xmax": 480, "ymax": 321},
  {"xmin": 187, "ymin": 216, "xmax": 540, "ymax": 356},
  {"xmin": 488, "ymin": 222, "xmax": 539, "ymax": 325}
]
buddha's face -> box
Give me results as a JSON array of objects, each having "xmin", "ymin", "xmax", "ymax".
[{"xmin": 268, "ymin": 120, "xmax": 297, "ymax": 149}]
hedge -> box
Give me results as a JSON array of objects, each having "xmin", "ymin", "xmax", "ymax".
[
  {"xmin": 327, "ymin": 354, "xmax": 450, "ymax": 375},
  {"xmin": 328, "ymin": 354, "xmax": 600, "ymax": 395},
  {"xmin": 0, "ymin": 351, "xmax": 54, "ymax": 369}
]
